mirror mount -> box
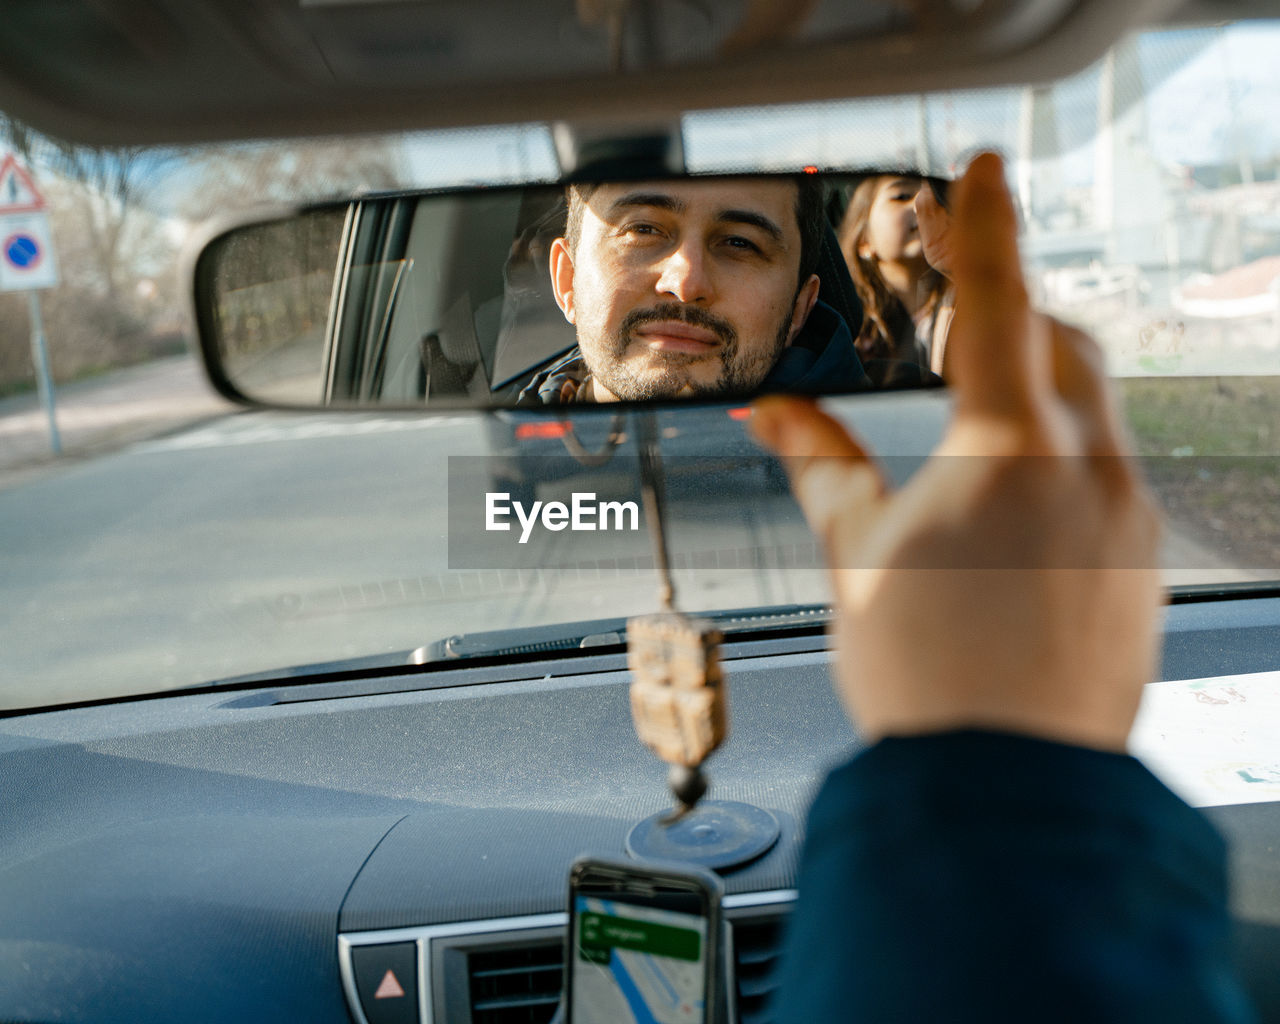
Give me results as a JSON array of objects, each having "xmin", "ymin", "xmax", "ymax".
[
  {"xmin": 552, "ymin": 119, "xmax": 686, "ymax": 180},
  {"xmin": 561, "ymin": 413, "xmax": 628, "ymax": 468}
]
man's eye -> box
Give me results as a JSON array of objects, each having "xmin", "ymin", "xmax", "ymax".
[
  {"xmin": 722, "ymin": 236, "xmax": 763, "ymax": 254},
  {"xmin": 621, "ymin": 223, "xmax": 664, "ymax": 239}
]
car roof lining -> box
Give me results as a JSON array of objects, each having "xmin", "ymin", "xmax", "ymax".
[{"xmin": 0, "ymin": 0, "xmax": 1268, "ymax": 148}]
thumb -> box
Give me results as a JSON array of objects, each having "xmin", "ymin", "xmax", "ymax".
[{"xmin": 750, "ymin": 396, "xmax": 887, "ymax": 549}]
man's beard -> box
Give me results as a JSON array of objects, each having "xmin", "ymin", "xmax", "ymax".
[{"xmin": 587, "ymin": 302, "xmax": 794, "ymax": 401}]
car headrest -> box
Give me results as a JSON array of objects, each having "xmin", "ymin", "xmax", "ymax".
[
  {"xmin": 789, "ymin": 221, "xmax": 864, "ymax": 356},
  {"xmin": 817, "ymin": 221, "xmax": 863, "ymax": 338}
]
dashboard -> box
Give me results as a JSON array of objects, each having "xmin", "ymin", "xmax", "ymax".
[{"xmin": 3, "ymin": 596, "xmax": 1280, "ymax": 1023}]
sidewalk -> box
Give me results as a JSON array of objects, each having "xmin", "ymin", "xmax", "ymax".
[{"xmin": 0, "ymin": 354, "xmax": 235, "ymax": 490}]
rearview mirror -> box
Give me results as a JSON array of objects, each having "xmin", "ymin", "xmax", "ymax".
[{"xmin": 191, "ymin": 172, "xmax": 955, "ymax": 410}]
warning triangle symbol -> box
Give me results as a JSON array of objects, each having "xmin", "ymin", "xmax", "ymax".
[
  {"xmin": 0, "ymin": 154, "xmax": 45, "ymax": 214},
  {"xmin": 374, "ymin": 968, "xmax": 406, "ymax": 999}
]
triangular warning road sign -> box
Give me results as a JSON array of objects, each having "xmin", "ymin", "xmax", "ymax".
[
  {"xmin": 0, "ymin": 155, "xmax": 45, "ymax": 214},
  {"xmin": 374, "ymin": 968, "xmax": 406, "ymax": 999}
]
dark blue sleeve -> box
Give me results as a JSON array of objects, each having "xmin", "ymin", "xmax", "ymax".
[{"xmin": 774, "ymin": 730, "xmax": 1257, "ymax": 1024}]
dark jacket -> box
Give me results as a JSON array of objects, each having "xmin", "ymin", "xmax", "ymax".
[
  {"xmin": 776, "ymin": 730, "xmax": 1256, "ymax": 1023},
  {"xmin": 515, "ymin": 299, "xmax": 870, "ymax": 405}
]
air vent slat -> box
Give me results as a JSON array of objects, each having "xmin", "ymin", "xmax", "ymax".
[
  {"xmin": 737, "ymin": 945, "xmax": 779, "ymax": 966},
  {"xmin": 472, "ymin": 962, "xmax": 562, "ymax": 980},
  {"xmin": 732, "ymin": 917, "xmax": 786, "ymax": 1024},
  {"xmin": 472, "ymin": 994, "xmax": 562, "ymax": 1011},
  {"xmin": 469, "ymin": 943, "xmax": 563, "ymax": 1024},
  {"xmin": 738, "ymin": 974, "xmax": 779, "ymax": 998}
]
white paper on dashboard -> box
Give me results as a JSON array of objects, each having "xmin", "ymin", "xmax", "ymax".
[{"xmin": 1131, "ymin": 670, "xmax": 1280, "ymax": 807}]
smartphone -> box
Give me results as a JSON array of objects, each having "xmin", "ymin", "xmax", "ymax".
[{"xmin": 565, "ymin": 856, "xmax": 725, "ymax": 1024}]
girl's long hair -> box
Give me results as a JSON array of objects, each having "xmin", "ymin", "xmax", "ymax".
[{"xmin": 838, "ymin": 176, "xmax": 947, "ymax": 363}]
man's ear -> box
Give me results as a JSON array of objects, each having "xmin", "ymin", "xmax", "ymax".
[
  {"xmin": 785, "ymin": 273, "xmax": 822, "ymax": 346},
  {"xmin": 549, "ymin": 237, "xmax": 576, "ymax": 324}
]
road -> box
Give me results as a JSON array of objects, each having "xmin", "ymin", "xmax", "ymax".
[
  {"xmin": 0, "ymin": 400, "xmax": 829, "ymax": 709},
  {"xmin": 0, "ymin": 372, "xmax": 1262, "ymax": 711},
  {"xmin": 0, "ymin": 355, "xmax": 235, "ymax": 491}
]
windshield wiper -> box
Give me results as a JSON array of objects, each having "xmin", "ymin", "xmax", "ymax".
[
  {"xmin": 162, "ymin": 604, "xmax": 832, "ymax": 699},
  {"xmin": 411, "ymin": 603, "xmax": 832, "ymax": 663}
]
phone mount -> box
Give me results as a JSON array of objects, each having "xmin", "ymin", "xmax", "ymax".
[{"xmin": 550, "ymin": 917, "xmax": 737, "ymax": 1024}]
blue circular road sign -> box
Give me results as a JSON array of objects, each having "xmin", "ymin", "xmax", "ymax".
[{"xmin": 3, "ymin": 233, "xmax": 41, "ymax": 269}]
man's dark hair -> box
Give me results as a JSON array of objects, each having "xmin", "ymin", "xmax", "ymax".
[
  {"xmin": 563, "ymin": 182, "xmax": 600, "ymax": 260},
  {"xmin": 565, "ymin": 176, "xmax": 826, "ymax": 291},
  {"xmin": 792, "ymin": 173, "xmax": 824, "ymax": 288}
]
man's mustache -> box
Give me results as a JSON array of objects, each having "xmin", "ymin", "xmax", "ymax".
[{"xmin": 619, "ymin": 304, "xmax": 737, "ymax": 347}]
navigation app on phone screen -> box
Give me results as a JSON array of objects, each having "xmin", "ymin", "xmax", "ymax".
[{"xmin": 571, "ymin": 895, "xmax": 708, "ymax": 1024}]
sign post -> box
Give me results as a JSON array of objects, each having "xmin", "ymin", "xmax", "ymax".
[
  {"xmin": 0, "ymin": 153, "xmax": 61, "ymax": 454},
  {"xmin": 25, "ymin": 289, "xmax": 60, "ymax": 454}
]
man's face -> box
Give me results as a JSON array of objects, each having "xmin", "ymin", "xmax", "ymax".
[{"xmin": 549, "ymin": 179, "xmax": 820, "ymax": 401}]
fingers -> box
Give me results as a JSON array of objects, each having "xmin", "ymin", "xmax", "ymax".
[
  {"xmin": 943, "ymin": 153, "xmax": 1135, "ymax": 467},
  {"xmin": 1047, "ymin": 319, "xmax": 1160, "ymax": 557},
  {"xmin": 751, "ymin": 395, "xmax": 866, "ymax": 460},
  {"xmin": 1047, "ymin": 319, "xmax": 1128, "ymax": 457},
  {"xmin": 914, "ymin": 183, "xmax": 941, "ymax": 227},
  {"xmin": 914, "ymin": 186, "xmax": 952, "ymax": 277},
  {"xmin": 750, "ymin": 396, "xmax": 887, "ymax": 550},
  {"xmin": 946, "ymin": 153, "xmax": 1048, "ymax": 427}
]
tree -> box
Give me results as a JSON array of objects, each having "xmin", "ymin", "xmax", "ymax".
[
  {"xmin": 176, "ymin": 137, "xmax": 405, "ymax": 221},
  {"xmin": 0, "ymin": 115, "xmax": 183, "ymax": 386},
  {"xmin": 1, "ymin": 114, "xmax": 177, "ymax": 302},
  {"xmin": 0, "ymin": 112, "xmax": 405, "ymax": 389}
]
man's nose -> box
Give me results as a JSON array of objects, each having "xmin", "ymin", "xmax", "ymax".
[{"xmin": 654, "ymin": 241, "xmax": 713, "ymax": 303}]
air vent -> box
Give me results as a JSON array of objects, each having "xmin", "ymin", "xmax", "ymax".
[
  {"xmin": 460, "ymin": 908, "xmax": 786, "ymax": 1024},
  {"xmin": 340, "ymin": 894, "xmax": 792, "ymax": 1024},
  {"xmin": 732, "ymin": 917, "xmax": 785, "ymax": 1024},
  {"xmin": 468, "ymin": 942, "xmax": 562, "ymax": 1024}
]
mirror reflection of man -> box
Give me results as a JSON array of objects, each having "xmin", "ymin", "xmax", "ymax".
[{"xmin": 518, "ymin": 177, "xmax": 871, "ymax": 403}]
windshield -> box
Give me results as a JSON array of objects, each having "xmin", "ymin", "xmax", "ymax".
[{"xmin": 3, "ymin": 21, "xmax": 1278, "ymax": 712}]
